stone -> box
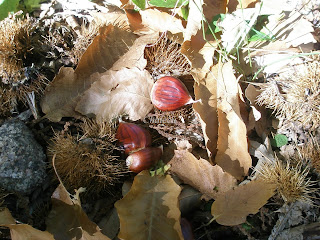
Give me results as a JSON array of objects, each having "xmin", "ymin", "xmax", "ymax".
[{"xmin": 0, "ymin": 119, "xmax": 47, "ymax": 194}]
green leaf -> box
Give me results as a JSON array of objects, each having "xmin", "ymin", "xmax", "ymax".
[
  {"xmin": 180, "ymin": 4, "xmax": 189, "ymax": 20},
  {"xmin": 271, "ymin": 134, "xmax": 288, "ymax": 148},
  {"xmin": 207, "ymin": 14, "xmax": 225, "ymax": 34},
  {"xmin": 132, "ymin": 0, "xmax": 146, "ymax": 9},
  {"xmin": 18, "ymin": 0, "xmax": 44, "ymax": 13},
  {"xmin": 0, "ymin": 0, "xmax": 20, "ymax": 20},
  {"xmin": 247, "ymin": 15, "xmax": 276, "ymax": 42},
  {"xmin": 149, "ymin": 0, "xmax": 188, "ymax": 8}
]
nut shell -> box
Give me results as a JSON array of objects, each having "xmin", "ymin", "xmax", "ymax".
[
  {"xmin": 126, "ymin": 147, "xmax": 162, "ymax": 173},
  {"xmin": 151, "ymin": 76, "xmax": 193, "ymax": 111},
  {"xmin": 116, "ymin": 122, "xmax": 152, "ymax": 154}
]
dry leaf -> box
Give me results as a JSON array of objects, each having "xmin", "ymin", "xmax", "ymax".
[
  {"xmin": 228, "ymin": 0, "xmax": 258, "ymax": 12},
  {"xmin": 115, "ymin": 171, "xmax": 183, "ymax": 240},
  {"xmin": 215, "ymin": 61, "xmax": 252, "ymax": 180},
  {"xmin": 0, "ymin": 208, "xmax": 55, "ymax": 240},
  {"xmin": 203, "ymin": 0, "xmax": 228, "ymax": 22},
  {"xmin": 211, "ymin": 179, "xmax": 276, "ymax": 226},
  {"xmin": 184, "ymin": 0, "xmax": 203, "ymax": 41},
  {"xmin": 182, "ymin": 35, "xmax": 218, "ymax": 158},
  {"xmin": 0, "ymin": 208, "xmax": 15, "ymax": 225},
  {"xmin": 169, "ymin": 150, "xmax": 237, "ymax": 200},
  {"xmin": 126, "ymin": 9, "xmax": 185, "ymax": 35},
  {"xmin": 41, "ymin": 25, "xmax": 138, "ymax": 122},
  {"xmin": 193, "ymin": 64, "xmax": 218, "ymax": 158},
  {"xmin": 76, "ymin": 67, "xmax": 154, "ymax": 121},
  {"xmin": 46, "ymin": 184, "xmax": 111, "ymax": 240}
]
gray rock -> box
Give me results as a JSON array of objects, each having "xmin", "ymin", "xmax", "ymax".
[{"xmin": 0, "ymin": 119, "xmax": 47, "ymax": 194}]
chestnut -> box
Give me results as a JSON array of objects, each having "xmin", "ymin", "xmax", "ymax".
[
  {"xmin": 116, "ymin": 122, "xmax": 152, "ymax": 154},
  {"xmin": 150, "ymin": 76, "xmax": 194, "ymax": 111},
  {"xmin": 126, "ymin": 146, "xmax": 163, "ymax": 173}
]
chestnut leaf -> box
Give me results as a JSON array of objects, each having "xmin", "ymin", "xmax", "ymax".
[
  {"xmin": 211, "ymin": 179, "xmax": 276, "ymax": 226},
  {"xmin": 115, "ymin": 171, "xmax": 183, "ymax": 240}
]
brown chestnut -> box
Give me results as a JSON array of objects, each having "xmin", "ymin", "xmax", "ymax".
[
  {"xmin": 126, "ymin": 146, "xmax": 163, "ymax": 173},
  {"xmin": 150, "ymin": 76, "xmax": 194, "ymax": 111},
  {"xmin": 116, "ymin": 122, "xmax": 152, "ymax": 154}
]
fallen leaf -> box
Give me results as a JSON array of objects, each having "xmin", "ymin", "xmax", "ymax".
[
  {"xmin": 0, "ymin": 208, "xmax": 55, "ymax": 240},
  {"xmin": 169, "ymin": 150, "xmax": 237, "ymax": 200},
  {"xmin": 211, "ymin": 179, "xmax": 276, "ymax": 226},
  {"xmin": 41, "ymin": 25, "xmax": 138, "ymax": 122},
  {"xmin": 245, "ymin": 84, "xmax": 269, "ymax": 137},
  {"xmin": 126, "ymin": 9, "xmax": 185, "ymax": 35},
  {"xmin": 46, "ymin": 184, "xmax": 111, "ymax": 240},
  {"xmin": 193, "ymin": 63, "xmax": 218, "ymax": 158},
  {"xmin": 182, "ymin": 35, "xmax": 218, "ymax": 158},
  {"xmin": 76, "ymin": 67, "xmax": 154, "ymax": 121},
  {"xmin": 215, "ymin": 61, "xmax": 252, "ymax": 180},
  {"xmin": 0, "ymin": 208, "xmax": 15, "ymax": 224},
  {"xmin": 228, "ymin": 0, "xmax": 258, "ymax": 13},
  {"xmin": 184, "ymin": 0, "xmax": 203, "ymax": 41},
  {"xmin": 203, "ymin": 0, "xmax": 228, "ymax": 23},
  {"xmin": 115, "ymin": 171, "xmax": 183, "ymax": 240}
]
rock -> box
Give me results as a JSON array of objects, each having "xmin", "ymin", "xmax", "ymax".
[{"xmin": 0, "ymin": 119, "xmax": 47, "ymax": 194}]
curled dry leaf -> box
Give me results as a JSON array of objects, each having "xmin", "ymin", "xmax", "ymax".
[
  {"xmin": 46, "ymin": 184, "xmax": 111, "ymax": 240},
  {"xmin": 115, "ymin": 171, "xmax": 183, "ymax": 240},
  {"xmin": 41, "ymin": 25, "xmax": 139, "ymax": 122},
  {"xmin": 215, "ymin": 61, "xmax": 252, "ymax": 180},
  {"xmin": 211, "ymin": 179, "xmax": 276, "ymax": 226},
  {"xmin": 0, "ymin": 208, "xmax": 55, "ymax": 240},
  {"xmin": 126, "ymin": 9, "xmax": 185, "ymax": 35},
  {"xmin": 182, "ymin": 34, "xmax": 218, "ymax": 159},
  {"xmin": 169, "ymin": 150, "xmax": 237, "ymax": 200},
  {"xmin": 76, "ymin": 67, "xmax": 154, "ymax": 121}
]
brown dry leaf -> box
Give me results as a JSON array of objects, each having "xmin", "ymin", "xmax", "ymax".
[
  {"xmin": 193, "ymin": 63, "xmax": 218, "ymax": 158},
  {"xmin": 76, "ymin": 67, "xmax": 154, "ymax": 121},
  {"xmin": 184, "ymin": 0, "xmax": 203, "ymax": 41},
  {"xmin": 126, "ymin": 9, "xmax": 185, "ymax": 35},
  {"xmin": 169, "ymin": 150, "xmax": 237, "ymax": 200},
  {"xmin": 41, "ymin": 25, "xmax": 138, "ymax": 122},
  {"xmin": 0, "ymin": 208, "xmax": 55, "ymax": 240},
  {"xmin": 115, "ymin": 171, "xmax": 183, "ymax": 240},
  {"xmin": 215, "ymin": 61, "xmax": 252, "ymax": 180},
  {"xmin": 228, "ymin": 0, "xmax": 258, "ymax": 12},
  {"xmin": 203, "ymin": 0, "xmax": 228, "ymax": 22},
  {"xmin": 46, "ymin": 184, "xmax": 111, "ymax": 240},
  {"xmin": 211, "ymin": 179, "xmax": 276, "ymax": 226},
  {"xmin": 182, "ymin": 33, "xmax": 218, "ymax": 159}
]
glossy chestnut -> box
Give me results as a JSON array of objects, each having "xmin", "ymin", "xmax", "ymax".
[
  {"xmin": 150, "ymin": 76, "xmax": 194, "ymax": 111},
  {"xmin": 126, "ymin": 146, "xmax": 163, "ymax": 173},
  {"xmin": 116, "ymin": 122, "xmax": 152, "ymax": 154}
]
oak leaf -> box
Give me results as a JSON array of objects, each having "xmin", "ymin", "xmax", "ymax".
[
  {"xmin": 76, "ymin": 67, "xmax": 154, "ymax": 121},
  {"xmin": 169, "ymin": 150, "xmax": 237, "ymax": 200},
  {"xmin": 211, "ymin": 179, "xmax": 276, "ymax": 226},
  {"xmin": 215, "ymin": 61, "xmax": 252, "ymax": 180},
  {"xmin": 115, "ymin": 171, "xmax": 183, "ymax": 240}
]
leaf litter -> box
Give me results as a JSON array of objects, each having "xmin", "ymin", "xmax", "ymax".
[{"xmin": 0, "ymin": 0, "xmax": 320, "ymax": 239}]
